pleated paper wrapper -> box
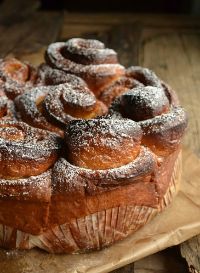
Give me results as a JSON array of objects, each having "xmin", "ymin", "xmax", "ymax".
[{"xmin": 0, "ymin": 147, "xmax": 200, "ymax": 273}]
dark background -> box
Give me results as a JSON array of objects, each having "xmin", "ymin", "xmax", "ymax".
[{"xmin": 39, "ymin": 0, "xmax": 200, "ymax": 14}]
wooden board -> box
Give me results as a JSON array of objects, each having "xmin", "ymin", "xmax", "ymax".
[
  {"xmin": 181, "ymin": 236, "xmax": 200, "ymax": 273},
  {"xmin": 134, "ymin": 247, "xmax": 189, "ymax": 273},
  {"xmin": 0, "ymin": 1, "xmax": 199, "ymax": 271}
]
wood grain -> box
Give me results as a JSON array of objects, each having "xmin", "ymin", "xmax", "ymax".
[
  {"xmin": 0, "ymin": 0, "xmax": 63, "ymax": 60},
  {"xmin": 134, "ymin": 248, "xmax": 189, "ymax": 273},
  {"xmin": 63, "ymin": 13, "xmax": 200, "ymax": 28},
  {"xmin": 0, "ymin": 0, "xmax": 39, "ymax": 25},
  {"xmin": 181, "ymin": 236, "xmax": 200, "ymax": 273}
]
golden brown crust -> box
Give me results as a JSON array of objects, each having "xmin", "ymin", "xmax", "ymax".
[
  {"xmin": 99, "ymin": 76, "xmax": 143, "ymax": 106},
  {"xmin": 15, "ymin": 81, "xmax": 108, "ymax": 137},
  {"xmin": 45, "ymin": 38, "xmax": 125, "ymax": 95},
  {"xmin": 50, "ymin": 146, "xmax": 156, "ymax": 227},
  {"xmin": 37, "ymin": 63, "xmax": 87, "ymax": 87},
  {"xmin": 140, "ymin": 107, "xmax": 187, "ymax": 155},
  {"xmin": 0, "ymin": 121, "xmax": 60, "ymax": 234},
  {"xmin": 65, "ymin": 118, "xmax": 142, "ymax": 169},
  {"xmin": 48, "ymin": 146, "xmax": 181, "ymax": 232},
  {"xmin": 125, "ymin": 66, "xmax": 163, "ymax": 87},
  {"xmin": 0, "ymin": 120, "xmax": 62, "ymax": 178},
  {"xmin": 119, "ymin": 86, "xmax": 170, "ymax": 121},
  {"xmin": 0, "ymin": 39, "xmax": 188, "ymax": 253},
  {"xmin": 15, "ymin": 85, "xmax": 64, "ymax": 136},
  {"xmin": 109, "ymin": 85, "xmax": 187, "ymax": 156},
  {"xmin": 43, "ymin": 84, "xmax": 107, "ymax": 122},
  {"xmin": 0, "ymin": 170, "xmax": 52, "ymax": 234},
  {"xmin": 0, "ymin": 149, "xmax": 181, "ymax": 253},
  {"xmin": 52, "ymin": 146, "xmax": 156, "ymax": 194},
  {"xmin": 0, "ymin": 58, "xmax": 38, "ymax": 99},
  {"xmin": 99, "ymin": 66, "xmax": 164, "ymax": 106},
  {"xmin": 49, "ymin": 118, "xmax": 157, "ymax": 227}
]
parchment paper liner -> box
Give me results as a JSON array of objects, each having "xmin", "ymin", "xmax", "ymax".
[
  {"xmin": 0, "ymin": 147, "xmax": 199, "ymax": 273},
  {"xmin": 0, "ymin": 149, "xmax": 181, "ymax": 253}
]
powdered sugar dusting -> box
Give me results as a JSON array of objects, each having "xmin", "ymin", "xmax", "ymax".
[
  {"xmin": 0, "ymin": 120, "xmax": 61, "ymax": 178},
  {"xmin": 52, "ymin": 157, "xmax": 86, "ymax": 193},
  {"xmin": 109, "ymin": 88, "xmax": 187, "ymax": 153},
  {"xmin": 65, "ymin": 38, "xmax": 117, "ymax": 64},
  {"xmin": 0, "ymin": 58, "xmax": 38, "ymax": 99},
  {"xmin": 140, "ymin": 106, "xmax": 187, "ymax": 135},
  {"xmin": 15, "ymin": 86, "xmax": 63, "ymax": 135},
  {"xmin": 120, "ymin": 86, "xmax": 170, "ymax": 121},
  {"xmin": 15, "ymin": 82, "xmax": 104, "ymax": 134},
  {"xmin": 0, "ymin": 39, "xmax": 188, "ymax": 242},
  {"xmin": 37, "ymin": 64, "xmax": 87, "ymax": 88},
  {"xmin": 126, "ymin": 66, "xmax": 162, "ymax": 88},
  {"xmin": 53, "ymin": 146, "xmax": 155, "ymax": 194},
  {"xmin": 99, "ymin": 76, "xmax": 143, "ymax": 106},
  {"xmin": 43, "ymin": 83, "xmax": 96, "ymax": 124},
  {"xmin": 0, "ymin": 120, "xmax": 61, "ymax": 154},
  {"xmin": 45, "ymin": 41, "xmax": 125, "ymax": 87},
  {"xmin": 66, "ymin": 118, "xmax": 142, "ymax": 150},
  {"xmin": 0, "ymin": 96, "xmax": 7, "ymax": 117},
  {"xmin": 0, "ymin": 169, "xmax": 52, "ymax": 200},
  {"xmin": 99, "ymin": 66, "xmax": 166, "ymax": 107},
  {"xmin": 0, "ymin": 96, "xmax": 16, "ymax": 120}
]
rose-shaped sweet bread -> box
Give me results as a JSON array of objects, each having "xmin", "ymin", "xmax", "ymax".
[
  {"xmin": 45, "ymin": 38, "xmax": 125, "ymax": 96},
  {"xmin": 0, "ymin": 120, "xmax": 61, "ymax": 236},
  {"xmin": 99, "ymin": 66, "xmax": 174, "ymax": 107},
  {"xmin": 11, "ymin": 117, "xmax": 175, "ymax": 254},
  {"xmin": 0, "ymin": 58, "xmax": 38, "ymax": 99},
  {"xmin": 15, "ymin": 80, "xmax": 107, "ymax": 137},
  {"xmin": 0, "ymin": 39, "xmax": 187, "ymax": 254},
  {"xmin": 109, "ymin": 85, "xmax": 187, "ymax": 156}
]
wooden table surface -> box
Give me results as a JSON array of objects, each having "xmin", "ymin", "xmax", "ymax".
[{"xmin": 0, "ymin": 0, "xmax": 200, "ymax": 272}]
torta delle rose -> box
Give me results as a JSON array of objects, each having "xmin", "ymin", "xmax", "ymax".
[{"xmin": 0, "ymin": 38, "xmax": 187, "ymax": 253}]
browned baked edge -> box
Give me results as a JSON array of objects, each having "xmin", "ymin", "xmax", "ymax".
[{"xmin": 0, "ymin": 150, "xmax": 182, "ymax": 253}]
